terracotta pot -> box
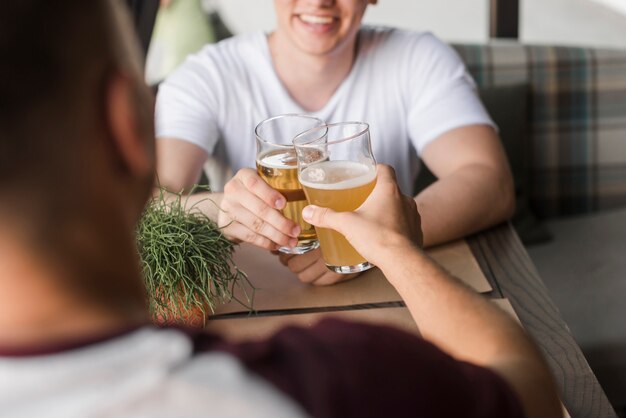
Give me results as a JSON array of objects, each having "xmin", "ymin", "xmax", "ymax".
[{"xmin": 152, "ymin": 287, "xmax": 209, "ymax": 328}]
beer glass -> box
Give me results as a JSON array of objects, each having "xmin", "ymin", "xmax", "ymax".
[
  {"xmin": 294, "ymin": 122, "xmax": 376, "ymax": 274},
  {"xmin": 255, "ymin": 114, "xmax": 324, "ymax": 254}
]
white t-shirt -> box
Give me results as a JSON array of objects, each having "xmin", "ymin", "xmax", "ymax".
[
  {"xmin": 156, "ymin": 26, "xmax": 494, "ymax": 194},
  {"xmin": 0, "ymin": 328, "xmax": 305, "ymax": 418}
]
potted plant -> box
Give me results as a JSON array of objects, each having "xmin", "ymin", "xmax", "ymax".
[{"xmin": 137, "ymin": 188, "xmax": 253, "ymax": 327}]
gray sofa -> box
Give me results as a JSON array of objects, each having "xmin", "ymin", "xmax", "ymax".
[{"xmin": 451, "ymin": 42, "xmax": 626, "ymax": 415}]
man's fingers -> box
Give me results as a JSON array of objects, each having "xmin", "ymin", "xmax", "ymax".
[
  {"xmin": 311, "ymin": 272, "xmax": 359, "ymax": 286},
  {"xmin": 376, "ymin": 164, "xmax": 398, "ymax": 184},
  {"xmin": 376, "ymin": 163, "xmax": 396, "ymax": 179},
  {"xmin": 225, "ymin": 181, "xmax": 299, "ymax": 238},
  {"xmin": 235, "ymin": 168, "xmax": 287, "ymax": 210},
  {"xmin": 226, "ymin": 204, "xmax": 297, "ymax": 247},
  {"xmin": 223, "ymin": 222, "xmax": 277, "ymax": 251},
  {"xmin": 280, "ymin": 247, "xmax": 360, "ymax": 286},
  {"xmin": 278, "ymin": 252, "xmax": 296, "ymax": 266},
  {"xmin": 295, "ymin": 257, "xmax": 331, "ymax": 284},
  {"xmin": 302, "ymin": 205, "xmax": 346, "ymax": 231},
  {"xmin": 285, "ymin": 249, "xmax": 321, "ymax": 274}
]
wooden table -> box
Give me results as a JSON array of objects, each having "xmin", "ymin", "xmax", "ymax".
[
  {"xmin": 467, "ymin": 223, "xmax": 616, "ymax": 417},
  {"xmin": 209, "ymin": 222, "xmax": 616, "ymax": 418}
]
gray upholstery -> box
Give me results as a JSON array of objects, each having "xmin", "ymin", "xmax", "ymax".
[{"xmin": 528, "ymin": 208, "xmax": 626, "ymax": 414}]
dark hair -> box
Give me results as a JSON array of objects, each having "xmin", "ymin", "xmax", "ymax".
[{"xmin": 0, "ymin": 0, "xmax": 114, "ymax": 187}]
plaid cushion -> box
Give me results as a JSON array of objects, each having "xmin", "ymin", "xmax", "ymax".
[{"xmin": 453, "ymin": 43, "xmax": 626, "ymax": 218}]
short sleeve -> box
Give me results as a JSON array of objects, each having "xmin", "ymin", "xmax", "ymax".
[
  {"xmin": 155, "ymin": 49, "xmax": 222, "ymax": 155},
  {"xmin": 404, "ymin": 33, "xmax": 496, "ymax": 154},
  {"xmin": 202, "ymin": 319, "xmax": 523, "ymax": 418}
]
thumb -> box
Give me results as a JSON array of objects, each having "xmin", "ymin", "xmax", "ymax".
[{"xmin": 302, "ymin": 205, "xmax": 345, "ymax": 231}]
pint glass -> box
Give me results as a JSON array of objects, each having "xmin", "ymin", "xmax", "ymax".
[
  {"xmin": 255, "ymin": 114, "xmax": 324, "ymax": 254},
  {"xmin": 294, "ymin": 122, "xmax": 376, "ymax": 273}
]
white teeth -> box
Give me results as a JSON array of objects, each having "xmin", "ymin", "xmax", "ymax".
[{"xmin": 299, "ymin": 14, "xmax": 334, "ymax": 24}]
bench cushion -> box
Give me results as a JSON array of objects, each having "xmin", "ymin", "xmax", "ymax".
[
  {"xmin": 453, "ymin": 43, "xmax": 626, "ymax": 218},
  {"xmin": 528, "ymin": 208, "xmax": 626, "ymax": 411}
]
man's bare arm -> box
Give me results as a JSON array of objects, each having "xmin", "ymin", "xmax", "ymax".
[
  {"xmin": 382, "ymin": 249, "xmax": 562, "ymax": 418},
  {"xmin": 156, "ymin": 138, "xmax": 208, "ymax": 195},
  {"xmin": 417, "ymin": 125, "xmax": 515, "ymax": 247},
  {"xmin": 302, "ymin": 165, "xmax": 561, "ymax": 418}
]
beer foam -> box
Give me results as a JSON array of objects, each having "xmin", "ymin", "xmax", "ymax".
[
  {"xmin": 299, "ymin": 161, "xmax": 376, "ymax": 190},
  {"xmin": 258, "ymin": 150, "xmax": 298, "ymax": 168}
]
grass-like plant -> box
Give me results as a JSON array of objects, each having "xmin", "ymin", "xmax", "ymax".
[{"xmin": 137, "ymin": 188, "xmax": 253, "ymax": 326}]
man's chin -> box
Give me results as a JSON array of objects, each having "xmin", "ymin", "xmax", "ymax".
[
  {"xmin": 293, "ymin": 38, "xmax": 341, "ymax": 57},
  {"xmin": 287, "ymin": 24, "xmax": 339, "ymax": 54}
]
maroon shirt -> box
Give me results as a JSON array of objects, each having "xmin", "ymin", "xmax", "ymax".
[
  {"xmin": 0, "ymin": 318, "xmax": 523, "ymax": 418},
  {"xmin": 193, "ymin": 318, "xmax": 524, "ymax": 418}
]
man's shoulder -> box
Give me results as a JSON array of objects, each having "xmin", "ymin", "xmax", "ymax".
[
  {"xmin": 193, "ymin": 31, "xmax": 267, "ymax": 62},
  {"xmin": 161, "ymin": 31, "xmax": 269, "ymax": 91},
  {"xmin": 360, "ymin": 25, "xmax": 440, "ymax": 48},
  {"xmin": 357, "ymin": 26, "xmax": 453, "ymax": 67}
]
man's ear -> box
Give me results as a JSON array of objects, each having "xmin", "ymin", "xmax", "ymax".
[{"xmin": 105, "ymin": 72, "xmax": 154, "ymax": 179}]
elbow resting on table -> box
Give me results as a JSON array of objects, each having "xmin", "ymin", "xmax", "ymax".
[
  {"xmin": 470, "ymin": 163, "xmax": 516, "ymax": 231},
  {"xmin": 497, "ymin": 171, "xmax": 516, "ymax": 223}
]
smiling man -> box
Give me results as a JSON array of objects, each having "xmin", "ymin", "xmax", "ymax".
[{"xmin": 155, "ymin": 0, "xmax": 515, "ymax": 285}]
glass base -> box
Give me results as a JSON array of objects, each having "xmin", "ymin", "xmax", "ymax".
[
  {"xmin": 278, "ymin": 239, "xmax": 319, "ymax": 255},
  {"xmin": 326, "ymin": 261, "xmax": 375, "ymax": 274}
]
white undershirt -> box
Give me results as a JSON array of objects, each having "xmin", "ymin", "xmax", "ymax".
[{"xmin": 0, "ymin": 328, "xmax": 306, "ymax": 418}]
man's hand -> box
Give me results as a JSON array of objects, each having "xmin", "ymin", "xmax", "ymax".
[
  {"xmin": 278, "ymin": 249, "xmax": 358, "ymax": 286},
  {"xmin": 155, "ymin": 139, "xmax": 299, "ymax": 250},
  {"xmin": 218, "ymin": 168, "xmax": 300, "ymax": 250},
  {"xmin": 301, "ymin": 165, "xmax": 423, "ymax": 269}
]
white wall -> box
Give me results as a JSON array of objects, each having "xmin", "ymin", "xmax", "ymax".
[
  {"xmin": 217, "ymin": 0, "xmax": 275, "ymax": 34},
  {"xmin": 216, "ymin": 0, "xmax": 626, "ymax": 49},
  {"xmin": 216, "ymin": 0, "xmax": 489, "ymax": 42},
  {"xmin": 522, "ymin": 0, "xmax": 626, "ymax": 49},
  {"xmin": 591, "ymin": 0, "xmax": 626, "ymax": 16},
  {"xmin": 364, "ymin": 0, "xmax": 488, "ymax": 42}
]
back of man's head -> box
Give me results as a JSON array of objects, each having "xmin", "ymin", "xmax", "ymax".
[
  {"xmin": 1, "ymin": 1, "xmax": 107, "ymax": 186},
  {"xmin": 0, "ymin": 0, "xmax": 150, "ymax": 222},
  {"xmin": 0, "ymin": 0, "xmax": 153, "ymax": 320}
]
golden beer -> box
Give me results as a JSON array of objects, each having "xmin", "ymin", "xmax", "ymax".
[
  {"xmin": 257, "ymin": 149, "xmax": 317, "ymax": 248},
  {"xmin": 300, "ymin": 161, "xmax": 376, "ymax": 269}
]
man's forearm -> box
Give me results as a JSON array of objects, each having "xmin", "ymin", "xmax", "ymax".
[
  {"xmin": 377, "ymin": 245, "xmax": 561, "ymax": 418},
  {"xmin": 378, "ymin": 244, "xmax": 531, "ymax": 365},
  {"xmin": 156, "ymin": 188, "xmax": 224, "ymax": 222},
  {"xmin": 182, "ymin": 191, "xmax": 224, "ymax": 222},
  {"xmin": 415, "ymin": 164, "xmax": 514, "ymax": 247},
  {"xmin": 297, "ymin": 163, "xmax": 560, "ymax": 417}
]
